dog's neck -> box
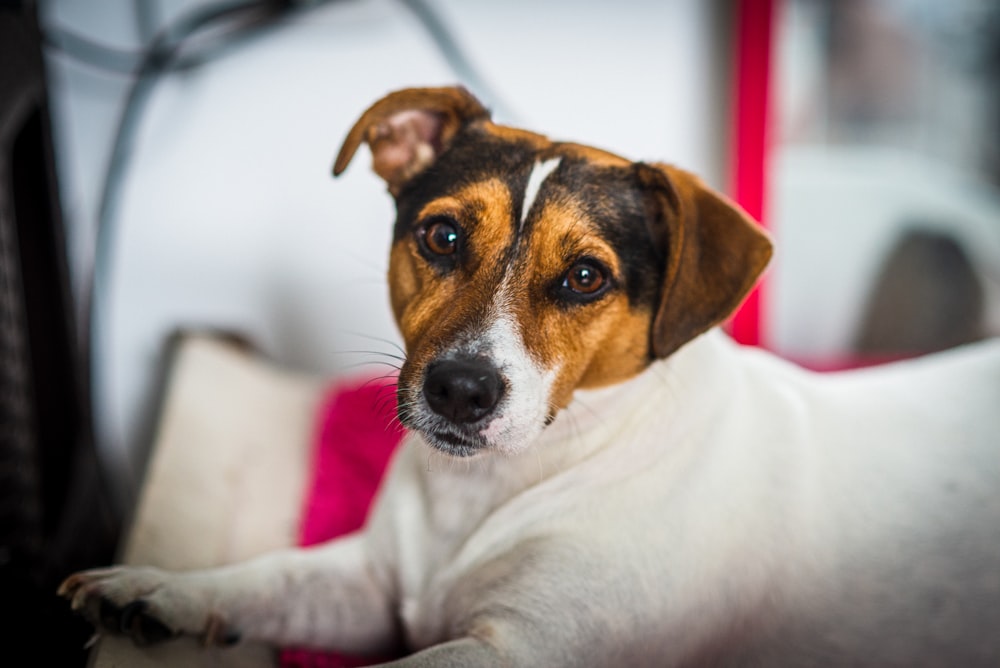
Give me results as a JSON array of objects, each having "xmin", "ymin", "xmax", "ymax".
[
  {"xmin": 412, "ymin": 328, "xmax": 740, "ymax": 492},
  {"xmin": 392, "ymin": 329, "xmax": 743, "ymax": 579},
  {"xmin": 547, "ymin": 328, "xmax": 739, "ymax": 452}
]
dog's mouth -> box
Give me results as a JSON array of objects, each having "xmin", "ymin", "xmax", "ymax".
[{"xmin": 423, "ymin": 427, "xmax": 488, "ymax": 458}]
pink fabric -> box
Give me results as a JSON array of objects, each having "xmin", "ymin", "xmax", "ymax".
[
  {"xmin": 274, "ymin": 335, "xmax": 899, "ymax": 668},
  {"xmin": 727, "ymin": 0, "xmax": 777, "ymax": 348},
  {"xmin": 279, "ymin": 375, "xmax": 405, "ymax": 668}
]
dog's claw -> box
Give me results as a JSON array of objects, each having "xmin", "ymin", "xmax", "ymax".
[
  {"xmin": 120, "ymin": 600, "xmax": 177, "ymax": 646},
  {"xmin": 119, "ymin": 599, "xmax": 145, "ymax": 633},
  {"xmin": 82, "ymin": 595, "xmax": 175, "ymax": 645},
  {"xmin": 98, "ymin": 596, "xmax": 125, "ymax": 632},
  {"xmin": 202, "ymin": 612, "xmax": 241, "ymax": 647},
  {"xmin": 57, "ymin": 568, "xmax": 180, "ymax": 646}
]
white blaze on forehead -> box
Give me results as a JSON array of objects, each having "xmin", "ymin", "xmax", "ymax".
[{"xmin": 520, "ymin": 157, "xmax": 562, "ymax": 228}]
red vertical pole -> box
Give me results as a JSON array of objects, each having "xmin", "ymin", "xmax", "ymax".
[{"xmin": 728, "ymin": 0, "xmax": 776, "ymax": 347}]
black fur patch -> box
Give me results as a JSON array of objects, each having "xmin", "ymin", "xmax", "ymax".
[
  {"xmin": 392, "ymin": 127, "xmax": 666, "ymax": 314},
  {"xmin": 524, "ymin": 152, "xmax": 665, "ymax": 310}
]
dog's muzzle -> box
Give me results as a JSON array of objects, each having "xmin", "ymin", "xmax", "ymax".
[{"xmin": 407, "ymin": 319, "xmax": 550, "ymax": 457}]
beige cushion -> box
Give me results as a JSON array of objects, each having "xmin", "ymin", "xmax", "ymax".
[{"xmin": 91, "ymin": 333, "xmax": 323, "ymax": 667}]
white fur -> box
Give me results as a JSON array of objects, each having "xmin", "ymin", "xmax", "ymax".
[
  {"xmin": 477, "ymin": 315, "xmax": 557, "ymax": 455},
  {"xmin": 520, "ymin": 157, "xmax": 562, "ymax": 228},
  {"xmin": 63, "ymin": 331, "xmax": 1000, "ymax": 666}
]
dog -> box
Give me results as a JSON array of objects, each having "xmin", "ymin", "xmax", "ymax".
[{"xmin": 60, "ymin": 86, "xmax": 1000, "ymax": 666}]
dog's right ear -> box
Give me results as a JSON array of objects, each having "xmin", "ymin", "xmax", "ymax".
[
  {"xmin": 636, "ymin": 163, "xmax": 773, "ymax": 359},
  {"xmin": 332, "ymin": 86, "xmax": 490, "ymax": 196}
]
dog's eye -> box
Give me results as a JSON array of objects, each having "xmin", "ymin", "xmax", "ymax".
[
  {"xmin": 419, "ymin": 219, "xmax": 459, "ymax": 256},
  {"xmin": 562, "ymin": 261, "xmax": 607, "ymax": 296}
]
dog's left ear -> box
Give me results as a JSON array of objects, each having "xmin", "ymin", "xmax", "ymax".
[
  {"xmin": 636, "ymin": 163, "xmax": 773, "ymax": 359},
  {"xmin": 333, "ymin": 86, "xmax": 490, "ymax": 196}
]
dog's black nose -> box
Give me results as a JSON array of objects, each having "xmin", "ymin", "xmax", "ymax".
[{"xmin": 423, "ymin": 358, "xmax": 503, "ymax": 424}]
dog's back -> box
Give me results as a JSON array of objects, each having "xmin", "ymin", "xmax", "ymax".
[{"xmin": 724, "ymin": 337, "xmax": 1000, "ymax": 666}]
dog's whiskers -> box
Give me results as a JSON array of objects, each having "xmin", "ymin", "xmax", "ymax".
[
  {"xmin": 334, "ymin": 360, "xmax": 402, "ymax": 376},
  {"xmin": 358, "ymin": 373, "xmax": 401, "ymax": 391},
  {"xmin": 333, "ymin": 329, "xmax": 407, "ymax": 357},
  {"xmin": 335, "ymin": 349, "xmax": 406, "ymax": 363},
  {"xmin": 372, "ymin": 387, "xmax": 400, "ymax": 415}
]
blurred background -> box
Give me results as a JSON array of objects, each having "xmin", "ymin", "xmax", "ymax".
[{"xmin": 1, "ymin": 0, "xmax": 998, "ymax": 662}]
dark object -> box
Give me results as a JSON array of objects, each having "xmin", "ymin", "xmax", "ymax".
[
  {"xmin": 0, "ymin": 2, "xmax": 119, "ymax": 665},
  {"xmin": 854, "ymin": 227, "xmax": 985, "ymax": 356}
]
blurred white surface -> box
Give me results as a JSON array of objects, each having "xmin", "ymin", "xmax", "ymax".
[{"xmin": 770, "ymin": 146, "xmax": 1000, "ymax": 359}]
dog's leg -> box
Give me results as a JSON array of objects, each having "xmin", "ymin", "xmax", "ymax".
[{"xmin": 58, "ymin": 533, "xmax": 398, "ymax": 653}]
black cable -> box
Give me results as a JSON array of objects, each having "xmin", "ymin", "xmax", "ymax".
[
  {"xmin": 42, "ymin": 25, "xmax": 142, "ymax": 74},
  {"xmin": 396, "ymin": 0, "xmax": 518, "ymax": 122},
  {"xmin": 43, "ymin": 5, "xmax": 290, "ymax": 77},
  {"xmin": 81, "ymin": 0, "xmax": 307, "ymax": 506},
  {"xmin": 133, "ymin": 0, "xmax": 160, "ymax": 44}
]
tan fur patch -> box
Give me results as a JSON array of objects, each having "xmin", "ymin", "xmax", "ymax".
[
  {"xmin": 556, "ymin": 142, "xmax": 631, "ymax": 168},
  {"xmin": 508, "ymin": 197, "xmax": 653, "ymax": 408},
  {"xmin": 391, "ymin": 178, "xmax": 515, "ymax": 372},
  {"xmin": 480, "ymin": 122, "xmax": 550, "ymax": 149}
]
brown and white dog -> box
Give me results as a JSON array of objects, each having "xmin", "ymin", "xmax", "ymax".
[{"xmin": 61, "ymin": 87, "xmax": 1000, "ymax": 666}]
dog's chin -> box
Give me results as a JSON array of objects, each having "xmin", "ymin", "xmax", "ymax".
[
  {"xmin": 412, "ymin": 415, "xmax": 550, "ymax": 459},
  {"xmin": 421, "ymin": 428, "xmax": 488, "ymax": 458}
]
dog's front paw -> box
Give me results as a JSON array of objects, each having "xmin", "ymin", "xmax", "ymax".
[{"xmin": 58, "ymin": 567, "xmax": 241, "ymax": 648}]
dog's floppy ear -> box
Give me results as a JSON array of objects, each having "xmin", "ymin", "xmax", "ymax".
[
  {"xmin": 333, "ymin": 86, "xmax": 490, "ymax": 195},
  {"xmin": 636, "ymin": 163, "xmax": 773, "ymax": 359}
]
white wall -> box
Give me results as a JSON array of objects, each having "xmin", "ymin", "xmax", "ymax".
[{"xmin": 42, "ymin": 0, "xmax": 723, "ymax": 506}]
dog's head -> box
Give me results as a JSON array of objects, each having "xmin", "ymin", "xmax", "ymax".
[{"xmin": 334, "ymin": 86, "xmax": 771, "ymax": 457}]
